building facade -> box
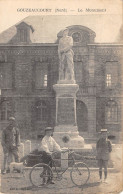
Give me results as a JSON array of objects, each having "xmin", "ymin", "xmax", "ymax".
[{"xmin": 0, "ymin": 20, "xmax": 122, "ymax": 141}]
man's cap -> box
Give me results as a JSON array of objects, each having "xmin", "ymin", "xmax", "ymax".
[
  {"xmin": 9, "ymin": 117, "xmax": 15, "ymax": 121},
  {"xmin": 45, "ymin": 127, "xmax": 53, "ymax": 131}
]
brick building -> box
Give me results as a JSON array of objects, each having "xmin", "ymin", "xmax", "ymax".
[{"xmin": 0, "ymin": 17, "xmax": 122, "ymax": 141}]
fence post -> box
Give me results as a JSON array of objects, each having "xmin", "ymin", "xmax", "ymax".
[
  {"xmin": 18, "ymin": 143, "xmax": 24, "ymax": 159},
  {"xmin": 61, "ymin": 148, "xmax": 68, "ymax": 169},
  {"xmin": 24, "ymin": 140, "xmax": 31, "ymax": 155}
]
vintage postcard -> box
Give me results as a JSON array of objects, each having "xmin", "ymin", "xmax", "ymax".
[{"xmin": 0, "ymin": 0, "xmax": 123, "ymax": 193}]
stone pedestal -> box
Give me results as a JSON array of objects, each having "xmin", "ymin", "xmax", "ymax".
[{"xmin": 53, "ymin": 83, "xmax": 84, "ymax": 149}]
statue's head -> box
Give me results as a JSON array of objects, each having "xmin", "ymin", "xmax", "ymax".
[{"xmin": 62, "ymin": 28, "xmax": 69, "ymax": 37}]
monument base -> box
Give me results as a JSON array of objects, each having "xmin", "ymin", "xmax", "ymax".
[
  {"xmin": 57, "ymin": 80, "xmax": 76, "ymax": 84},
  {"xmin": 53, "ymin": 83, "xmax": 85, "ymax": 149},
  {"xmin": 53, "ymin": 125, "xmax": 85, "ymax": 149}
]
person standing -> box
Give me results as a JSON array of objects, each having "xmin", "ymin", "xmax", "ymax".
[
  {"xmin": 96, "ymin": 129, "xmax": 112, "ymax": 183},
  {"xmin": 1, "ymin": 117, "xmax": 20, "ymax": 174}
]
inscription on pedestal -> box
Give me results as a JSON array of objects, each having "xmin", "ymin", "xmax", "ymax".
[{"xmin": 57, "ymin": 98, "xmax": 75, "ymax": 125}]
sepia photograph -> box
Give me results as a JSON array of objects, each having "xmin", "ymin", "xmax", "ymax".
[{"xmin": 0, "ymin": 0, "xmax": 123, "ymax": 193}]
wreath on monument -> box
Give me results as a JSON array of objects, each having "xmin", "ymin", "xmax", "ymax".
[{"xmin": 62, "ymin": 135, "xmax": 70, "ymax": 143}]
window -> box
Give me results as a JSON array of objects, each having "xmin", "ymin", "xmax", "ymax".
[
  {"xmin": 106, "ymin": 74, "xmax": 111, "ymax": 87},
  {"xmin": 74, "ymin": 62, "xmax": 88, "ymax": 86},
  {"xmin": 20, "ymin": 29, "xmax": 27, "ymax": 42},
  {"xmin": 72, "ymin": 32, "xmax": 81, "ymax": 43},
  {"xmin": 36, "ymin": 101, "xmax": 47, "ymax": 121},
  {"xmin": 0, "ymin": 63, "xmax": 12, "ymax": 89},
  {"xmin": 0, "ymin": 101, "xmax": 12, "ymax": 121},
  {"xmin": 44, "ymin": 74, "xmax": 47, "ymax": 87},
  {"xmin": 105, "ymin": 62, "xmax": 118, "ymax": 88},
  {"xmin": 105, "ymin": 100, "xmax": 118, "ymax": 124},
  {"xmin": 35, "ymin": 63, "xmax": 48, "ymax": 89},
  {"xmin": 74, "ymin": 62, "xmax": 82, "ymax": 83}
]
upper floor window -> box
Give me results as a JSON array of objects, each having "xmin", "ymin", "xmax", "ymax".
[
  {"xmin": 0, "ymin": 101, "xmax": 12, "ymax": 121},
  {"xmin": 72, "ymin": 32, "xmax": 81, "ymax": 43},
  {"xmin": 105, "ymin": 62, "xmax": 118, "ymax": 88},
  {"xmin": 74, "ymin": 61, "xmax": 88, "ymax": 86},
  {"xmin": 74, "ymin": 62, "xmax": 82, "ymax": 83},
  {"xmin": 106, "ymin": 74, "xmax": 111, "ymax": 87},
  {"xmin": 44, "ymin": 74, "xmax": 47, "ymax": 87},
  {"xmin": 105, "ymin": 100, "xmax": 118, "ymax": 124},
  {"xmin": 15, "ymin": 63, "xmax": 30, "ymax": 88},
  {"xmin": 20, "ymin": 29, "xmax": 27, "ymax": 42},
  {"xmin": 0, "ymin": 63, "xmax": 12, "ymax": 89},
  {"xmin": 35, "ymin": 101, "xmax": 48, "ymax": 121},
  {"xmin": 35, "ymin": 63, "xmax": 48, "ymax": 89},
  {"xmin": 10, "ymin": 22, "xmax": 33, "ymax": 44}
]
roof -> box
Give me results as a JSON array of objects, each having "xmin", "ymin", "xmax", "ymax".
[{"xmin": 0, "ymin": 15, "xmax": 122, "ymax": 44}]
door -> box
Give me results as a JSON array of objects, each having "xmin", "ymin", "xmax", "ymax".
[{"xmin": 76, "ymin": 100, "xmax": 88, "ymax": 132}]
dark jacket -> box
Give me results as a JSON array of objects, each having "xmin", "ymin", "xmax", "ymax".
[
  {"xmin": 1, "ymin": 126, "xmax": 20, "ymax": 149},
  {"xmin": 96, "ymin": 138, "xmax": 112, "ymax": 160}
]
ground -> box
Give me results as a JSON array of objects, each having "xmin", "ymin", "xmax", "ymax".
[
  {"xmin": 0, "ymin": 140, "xmax": 123, "ymax": 194},
  {"xmin": 0, "ymin": 169, "xmax": 122, "ymax": 194}
]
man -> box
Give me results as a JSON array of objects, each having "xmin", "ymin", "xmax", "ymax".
[
  {"xmin": 40, "ymin": 127, "xmax": 66, "ymax": 184},
  {"xmin": 1, "ymin": 117, "xmax": 20, "ymax": 174},
  {"xmin": 96, "ymin": 129, "xmax": 112, "ymax": 183},
  {"xmin": 58, "ymin": 28, "xmax": 75, "ymax": 81}
]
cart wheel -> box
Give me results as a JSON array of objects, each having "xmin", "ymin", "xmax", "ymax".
[
  {"xmin": 29, "ymin": 163, "xmax": 53, "ymax": 187},
  {"xmin": 70, "ymin": 162, "xmax": 90, "ymax": 187}
]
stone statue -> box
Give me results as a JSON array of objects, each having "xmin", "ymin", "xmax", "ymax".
[{"xmin": 58, "ymin": 28, "xmax": 75, "ymax": 81}]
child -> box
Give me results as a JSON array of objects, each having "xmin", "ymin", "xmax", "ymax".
[{"xmin": 96, "ymin": 129, "xmax": 112, "ymax": 183}]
